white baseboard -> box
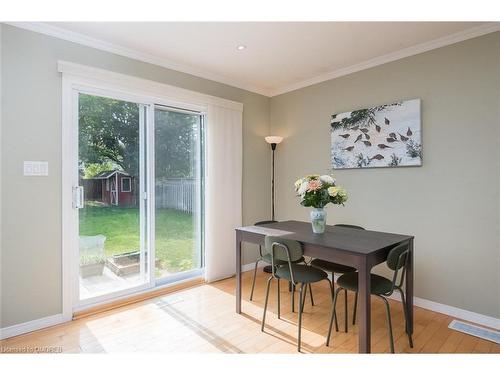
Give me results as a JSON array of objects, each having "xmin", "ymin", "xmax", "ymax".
[
  {"xmin": 0, "ymin": 313, "xmax": 67, "ymax": 340},
  {"xmin": 386, "ymin": 293, "xmax": 500, "ymax": 331}
]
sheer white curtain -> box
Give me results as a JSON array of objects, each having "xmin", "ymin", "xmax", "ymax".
[{"xmin": 204, "ymin": 104, "xmax": 243, "ymax": 282}]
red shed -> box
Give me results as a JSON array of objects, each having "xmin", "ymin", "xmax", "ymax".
[{"xmin": 94, "ymin": 170, "xmax": 136, "ymax": 207}]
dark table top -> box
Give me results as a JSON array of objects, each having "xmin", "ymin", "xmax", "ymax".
[{"xmin": 236, "ymin": 220, "xmax": 413, "ymax": 256}]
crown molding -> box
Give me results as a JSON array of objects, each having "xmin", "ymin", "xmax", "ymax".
[
  {"xmin": 268, "ymin": 22, "xmax": 500, "ymax": 97},
  {"xmin": 5, "ymin": 22, "xmax": 500, "ymax": 98},
  {"xmin": 5, "ymin": 22, "xmax": 273, "ymax": 97}
]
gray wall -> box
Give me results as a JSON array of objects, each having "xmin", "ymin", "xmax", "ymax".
[
  {"xmin": 270, "ymin": 32, "xmax": 500, "ymax": 318},
  {"xmin": 0, "ymin": 24, "xmax": 271, "ymax": 328}
]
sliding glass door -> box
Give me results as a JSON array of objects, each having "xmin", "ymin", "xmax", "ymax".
[
  {"xmin": 74, "ymin": 91, "xmax": 204, "ymax": 307},
  {"xmin": 77, "ymin": 93, "xmax": 150, "ymax": 304},
  {"xmin": 154, "ymin": 106, "xmax": 204, "ymax": 283}
]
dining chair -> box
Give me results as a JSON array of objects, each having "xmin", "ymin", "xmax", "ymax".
[
  {"xmin": 326, "ymin": 242, "xmax": 414, "ymax": 353},
  {"xmin": 261, "ymin": 235, "xmax": 332, "ymax": 352},
  {"xmin": 310, "ymin": 224, "xmax": 365, "ymax": 332},
  {"xmin": 250, "ymin": 221, "xmax": 313, "ymax": 313}
]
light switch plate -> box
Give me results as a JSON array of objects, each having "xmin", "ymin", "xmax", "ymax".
[{"xmin": 24, "ymin": 161, "xmax": 49, "ymax": 176}]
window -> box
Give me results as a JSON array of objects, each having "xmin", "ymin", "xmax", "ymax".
[
  {"xmin": 105, "ymin": 179, "xmax": 110, "ymax": 191},
  {"xmin": 121, "ymin": 177, "xmax": 132, "ymax": 192}
]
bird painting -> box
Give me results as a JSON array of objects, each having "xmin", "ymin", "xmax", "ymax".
[
  {"xmin": 377, "ymin": 144, "xmax": 392, "ymax": 149},
  {"xmin": 331, "ymin": 98, "xmax": 421, "ymax": 169}
]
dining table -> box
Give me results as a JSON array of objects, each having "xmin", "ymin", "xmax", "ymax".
[{"xmin": 235, "ymin": 220, "xmax": 414, "ymax": 353}]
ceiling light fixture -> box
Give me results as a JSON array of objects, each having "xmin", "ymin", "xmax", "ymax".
[{"xmin": 236, "ymin": 45, "xmax": 246, "ymax": 51}]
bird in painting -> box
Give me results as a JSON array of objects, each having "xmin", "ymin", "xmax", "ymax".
[
  {"xmin": 377, "ymin": 144, "xmax": 392, "ymax": 149},
  {"xmin": 385, "ymin": 118, "xmax": 390, "ymax": 125},
  {"xmin": 364, "ymin": 133, "xmax": 370, "ymax": 140},
  {"xmin": 363, "ymin": 141, "xmax": 372, "ymax": 147},
  {"xmin": 351, "ymin": 126, "xmax": 359, "ymax": 131},
  {"xmin": 343, "ymin": 146, "xmax": 355, "ymax": 152},
  {"xmin": 389, "ymin": 132, "xmax": 397, "ymax": 139},
  {"xmin": 399, "ymin": 133, "xmax": 409, "ymax": 141},
  {"xmin": 354, "ymin": 134, "xmax": 363, "ymax": 143},
  {"xmin": 386, "ymin": 137, "xmax": 397, "ymax": 143},
  {"xmin": 407, "ymin": 127, "xmax": 413, "ymax": 136},
  {"xmin": 370, "ymin": 154, "xmax": 385, "ymax": 161},
  {"xmin": 375, "ymin": 124, "xmax": 381, "ymax": 132},
  {"xmin": 360, "ymin": 128, "xmax": 369, "ymax": 133},
  {"xmin": 339, "ymin": 134, "xmax": 350, "ymax": 139}
]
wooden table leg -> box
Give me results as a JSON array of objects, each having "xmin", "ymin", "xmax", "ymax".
[
  {"xmin": 406, "ymin": 238, "xmax": 414, "ymax": 334},
  {"xmin": 358, "ymin": 257, "xmax": 371, "ymax": 353},
  {"xmin": 236, "ymin": 232, "xmax": 242, "ymax": 314}
]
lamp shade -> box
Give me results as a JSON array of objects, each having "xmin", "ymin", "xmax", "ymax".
[{"xmin": 265, "ymin": 136, "xmax": 283, "ymax": 145}]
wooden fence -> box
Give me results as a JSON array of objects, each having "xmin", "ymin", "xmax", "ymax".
[{"xmin": 155, "ymin": 178, "xmax": 197, "ymax": 213}]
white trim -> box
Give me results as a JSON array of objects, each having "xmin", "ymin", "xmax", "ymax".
[
  {"xmin": 0, "ymin": 314, "xmax": 65, "ymax": 340},
  {"xmin": 269, "ymin": 22, "xmax": 500, "ymax": 96},
  {"xmin": 7, "ymin": 22, "xmax": 500, "ymax": 97},
  {"xmin": 58, "ymin": 60, "xmax": 243, "ymax": 112},
  {"xmin": 386, "ymin": 293, "xmax": 500, "ymax": 331},
  {"xmin": 6, "ymin": 22, "xmax": 269, "ymax": 97}
]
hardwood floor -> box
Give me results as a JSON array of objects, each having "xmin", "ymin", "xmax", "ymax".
[{"xmin": 1, "ymin": 269, "xmax": 498, "ymax": 354}]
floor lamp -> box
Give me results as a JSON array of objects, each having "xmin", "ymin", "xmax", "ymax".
[
  {"xmin": 261, "ymin": 136, "xmax": 283, "ymax": 273},
  {"xmin": 265, "ymin": 135, "xmax": 283, "ymax": 221}
]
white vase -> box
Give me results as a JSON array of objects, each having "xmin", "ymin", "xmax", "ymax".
[{"xmin": 310, "ymin": 207, "xmax": 327, "ymax": 234}]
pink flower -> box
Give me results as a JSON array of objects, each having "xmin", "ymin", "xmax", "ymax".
[{"xmin": 307, "ymin": 179, "xmax": 322, "ymax": 192}]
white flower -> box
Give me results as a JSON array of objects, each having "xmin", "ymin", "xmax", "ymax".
[
  {"xmin": 297, "ymin": 181, "xmax": 308, "ymax": 196},
  {"xmin": 320, "ymin": 175, "xmax": 335, "ymax": 185},
  {"xmin": 294, "ymin": 178, "xmax": 303, "ymax": 191}
]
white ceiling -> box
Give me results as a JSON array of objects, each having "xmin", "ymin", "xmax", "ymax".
[{"xmin": 26, "ymin": 22, "xmax": 500, "ymax": 96}]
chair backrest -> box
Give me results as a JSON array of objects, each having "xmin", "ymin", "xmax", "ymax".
[
  {"xmin": 386, "ymin": 243, "xmax": 409, "ymax": 270},
  {"xmin": 334, "ymin": 224, "xmax": 365, "ymax": 230},
  {"xmin": 264, "ymin": 235, "xmax": 303, "ymax": 263}
]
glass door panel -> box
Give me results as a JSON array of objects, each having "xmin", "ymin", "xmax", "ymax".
[
  {"xmin": 77, "ymin": 93, "xmax": 149, "ymax": 303},
  {"xmin": 154, "ymin": 107, "xmax": 203, "ymax": 281}
]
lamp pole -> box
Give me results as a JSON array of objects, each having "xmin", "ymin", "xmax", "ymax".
[{"xmin": 271, "ymin": 142, "xmax": 276, "ymax": 221}]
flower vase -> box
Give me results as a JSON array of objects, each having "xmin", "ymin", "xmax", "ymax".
[{"xmin": 310, "ymin": 207, "xmax": 327, "ymax": 234}]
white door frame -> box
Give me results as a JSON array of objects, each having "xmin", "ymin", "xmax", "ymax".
[{"xmin": 61, "ymin": 64, "xmax": 215, "ymax": 319}]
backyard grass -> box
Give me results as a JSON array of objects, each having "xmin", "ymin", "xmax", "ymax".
[{"xmin": 79, "ymin": 204, "xmax": 199, "ymax": 274}]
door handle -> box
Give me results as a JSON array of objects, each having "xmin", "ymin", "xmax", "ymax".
[{"xmin": 73, "ymin": 186, "xmax": 84, "ymax": 209}]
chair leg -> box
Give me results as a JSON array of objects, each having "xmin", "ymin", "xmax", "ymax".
[
  {"xmin": 344, "ymin": 288, "xmax": 348, "ymax": 333},
  {"xmin": 380, "ymin": 296, "xmax": 395, "ymax": 353},
  {"xmin": 291, "ymin": 283, "xmax": 295, "ymax": 312},
  {"xmin": 331, "ymin": 277, "xmax": 339, "ymax": 332},
  {"xmin": 277, "ymin": 279, "xmax": 281, "ymax": 320},
  {"xmin": 249, "ymin": 259, "xmax": 260, "ymax": 301},
  {"xmin": 308, "ymin": 283, "xmax": 315, "ymax": 306},
  {"xmin": 398, "ymin": 288, "xmax": 414, "ymax": 348},
  {"xmin": 298, "ymin": 283, "xmax": 304, "ymax": 352},
  {"xmin": 301, "ymin": 283, "xmax": 307, "ymax": 314},
  {"xmin": 261, "ymin": 276, "xmax": 273, "ymax": 332},
  {"xmin": 352, "ymin": 292, "xmax": 358, "ymax": 325},
  {"xmin": 326, "ymin": 287, "xmax": 342, "ymax": 346}
]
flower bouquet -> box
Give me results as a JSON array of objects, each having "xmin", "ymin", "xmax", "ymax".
[{"xmin": 294, "ymin": 174, "xmax": 348, "ymax": 233}]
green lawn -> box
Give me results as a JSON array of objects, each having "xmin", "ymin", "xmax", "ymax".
[{"xmin": 79, "ymin": 204, "xmax": 199, "ymax": 274}]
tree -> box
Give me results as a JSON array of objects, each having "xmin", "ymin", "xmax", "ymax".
[
  {"xmin": 79, "ymin": 94, "xmax": 199, "ymax": 180},
  {"xmin": 79, "ymin": 94, "xmax": 140, "ymax": 176}
]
